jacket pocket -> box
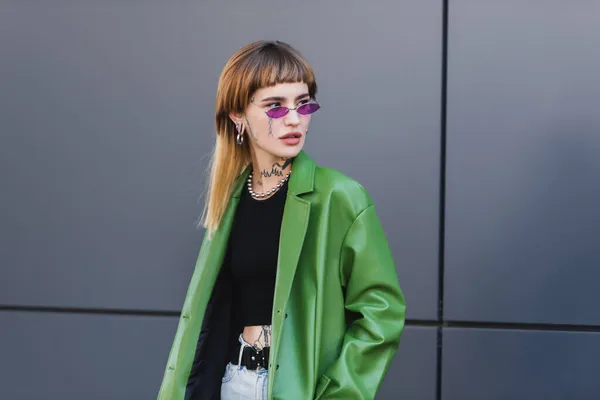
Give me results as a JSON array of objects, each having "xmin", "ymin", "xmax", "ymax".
[{"xmin": 314, "ymin": 374, "xmax": 331, "ymax": 400}]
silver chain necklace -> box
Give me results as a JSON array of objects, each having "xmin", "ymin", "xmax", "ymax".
[{"xmin": 247, "ymin": 170, "xmax": 291, "ymax": 199}]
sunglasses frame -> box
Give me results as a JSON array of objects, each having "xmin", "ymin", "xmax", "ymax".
[{"xmin": 250, "ymin": 98, "xmax": 321, "ymax": 119}]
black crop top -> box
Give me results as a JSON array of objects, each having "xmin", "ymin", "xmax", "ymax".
[{"xmin": 223, "ymin": 175, "xmax": 288, "ymax": 329}]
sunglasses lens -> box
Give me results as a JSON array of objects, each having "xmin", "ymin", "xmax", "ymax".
[
  {"xmin": 297, "ymin": 103, "xmax": 321, "ymax": 115},
  {"xmin": 266, "ymin": 107, "xmax": 288, "ymax": 118}
]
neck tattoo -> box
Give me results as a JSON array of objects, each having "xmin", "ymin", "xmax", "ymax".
[{"xmin": 260, "ymin": 158, "xmax": 292, "ymax": 178}]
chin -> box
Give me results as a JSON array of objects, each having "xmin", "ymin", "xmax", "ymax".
[{"xmin": 278, "ymin": 146, "xmax": 303, "ymax": 159}]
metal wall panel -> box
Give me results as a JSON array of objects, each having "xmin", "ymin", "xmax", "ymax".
[
  {"xmin": 444, "ymin": 0, "xmax": 600, "ymax": 324},
  {"xmin": 442, "ymin": 327, "xmax": 600, "ymax": 400},
  {"xmin": 0, "ymin": 311, "xmax": 177, "ymax": 400}
]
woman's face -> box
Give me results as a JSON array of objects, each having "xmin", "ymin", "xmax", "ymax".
[{"xmin": 235, "ymin": 82, "xmax": 314, "ymax": 160}]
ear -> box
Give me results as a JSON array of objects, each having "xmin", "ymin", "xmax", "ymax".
[{"xmin": 229, "ymin": 112, "xmax": 243, "ymax": 125}]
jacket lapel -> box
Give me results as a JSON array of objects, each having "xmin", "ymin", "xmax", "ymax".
[{"xmin": 271, "ymin": 150, "xmax": 315, "ymax": 365}]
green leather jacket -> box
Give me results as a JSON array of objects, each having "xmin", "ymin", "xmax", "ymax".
[{"xmin": 158, "ymin": 150, "xmax": 406, "ymax": 399}]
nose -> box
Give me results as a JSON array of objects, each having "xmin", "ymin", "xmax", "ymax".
[{"xmin": 283, "ymin": 108, "xmax": 301, "ymax": 126}]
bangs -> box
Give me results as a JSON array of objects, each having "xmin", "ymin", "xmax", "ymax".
[{"xmin": 245, "ymin": 44, "xmax": 317, "ymax": 98}]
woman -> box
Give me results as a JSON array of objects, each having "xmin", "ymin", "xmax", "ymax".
[{"xmin": 158, "ymin": 40, "xmax": 406, "ymax": 400}]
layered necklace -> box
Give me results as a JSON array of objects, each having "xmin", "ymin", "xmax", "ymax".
[{"xmin": 247, "ymin": 169, "xmax": 291, "ymax": 199}]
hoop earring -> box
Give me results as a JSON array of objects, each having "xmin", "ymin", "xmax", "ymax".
[{"xmin": 235, "ymin": 123, "xmax": 244, "ymax": 145}]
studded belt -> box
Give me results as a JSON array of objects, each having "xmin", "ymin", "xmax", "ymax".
[{"xmin": 230, "ymin": 342, "xmax": 271, "ymax": 370}]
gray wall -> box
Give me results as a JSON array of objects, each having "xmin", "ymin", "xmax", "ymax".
[{"xmin": 1, "ymin": 1, "xmax": 598, "ymax": 399}]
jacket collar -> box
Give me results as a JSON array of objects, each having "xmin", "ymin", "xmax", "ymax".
[{"xmin": 230, "ymin": 149, "xmax": 316, "ymax": 198}]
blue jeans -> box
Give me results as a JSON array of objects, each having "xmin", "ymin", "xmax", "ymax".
[{"xmin": 220, "ymin": 334, "xmax": 269, "ymax": 400}]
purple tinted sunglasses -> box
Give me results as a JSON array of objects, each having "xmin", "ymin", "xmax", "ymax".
[{"xmin": 253, "ymin": 100, "xmax": 321, "ymax": 119}]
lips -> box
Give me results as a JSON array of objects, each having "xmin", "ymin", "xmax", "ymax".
[
  {"xmin": 279, "ymin": 132, "xmax": 303, "ymax": 139},
  {"xmin": 279, "ymin": 131, "xmax": 302, "ymax": 146}
]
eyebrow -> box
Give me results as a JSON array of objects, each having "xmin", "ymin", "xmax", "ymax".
[{"xmin": 260, "ymin": 93, "xmax": 310, "ymax": 102}]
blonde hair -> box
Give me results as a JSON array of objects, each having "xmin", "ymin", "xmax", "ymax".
[{"xmin": 201, "ymin": 40, "xmax": 317, "ymax": 236}]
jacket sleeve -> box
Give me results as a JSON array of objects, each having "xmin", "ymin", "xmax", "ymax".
[{"xmin": 316, "ymin": 204, "xmax": 407, "ymax": 400}]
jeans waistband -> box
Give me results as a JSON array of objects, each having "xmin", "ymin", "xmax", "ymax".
[{"xmin": 237, "ymin": 334, "xmax": 252, "ymax": 366}]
